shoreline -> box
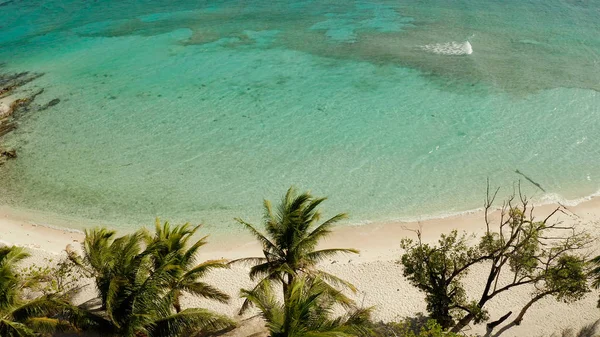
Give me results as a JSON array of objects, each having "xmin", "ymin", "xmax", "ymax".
[
  {"xmin": 2, "ymin": 184, "xmax": 599, "ymax": 235},
  {"xmin": 2, "ymin": 193, "xmax": 600, "ymax": 258}
]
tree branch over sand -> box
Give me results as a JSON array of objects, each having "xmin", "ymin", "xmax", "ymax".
[{"xmin": 400, "ymin": 182, "xmax": 594, "ymax": 335}]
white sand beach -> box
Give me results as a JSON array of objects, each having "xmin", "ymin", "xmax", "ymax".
[{"xmin": 1, "ymin": 199, "xmax": 599, "ymax": 337}]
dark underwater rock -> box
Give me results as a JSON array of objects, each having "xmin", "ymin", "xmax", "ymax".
[
  {"xmin": 0, "ymin": 70, "xmax": 45, "ymax": 162},
  {"xmin": 47, "ymin": 98, "xmax": 60, "ymax": 107},
  {"xmin": 0, "ymin": 148, "xmax": 16, "ymax": 158},
  {"xmin": 39, "ymin": 98, "xmax": 60, "ymax": 111},
  {"xmin": 0, "ymin": 147, "xmax": 16, "ymax": 166}
]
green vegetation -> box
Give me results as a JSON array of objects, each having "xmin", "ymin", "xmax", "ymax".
[
  {"xmin": 0, "ymin": 185, "xmax": 598, "ymax": 337},
  {"xmin": 66, "ymin": 223, "xmax": 235, "ymax": 337},
  {"xmin": 591, "ymin": 255, "xmax": 600, "ymax": 307},
  {"xmin": 400, "ymin": 188, "xmax": 592, "ymax": 334},
  {"xmin": 241, "ymin": 276, "xmax": 371, "ymax": 337},
  {"xmin": 235, "ymin": 187, "xmax": 368, "ymax": 336},
  {"xmin": 0, "ymin": 246, "xmax": 85, "ymax": 337},
  {"xmin": 147, "ymin": 220, "xmax": 230, "ymax": 313},
  {"xmin": 232, "ymin": 186, "xmax": 359, "ymax": 314},
  {"xmin": 364, "ymin": 318, "xmax": 464, "ymax": 337}
]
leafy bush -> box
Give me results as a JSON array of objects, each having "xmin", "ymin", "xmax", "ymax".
[
  {"xmin": 362, "ymin": 317, "xmax": 465, "ymax": 337},
  {"xmin": 20, "ymin": 257, "xmax": 83, "ymax": 297}
]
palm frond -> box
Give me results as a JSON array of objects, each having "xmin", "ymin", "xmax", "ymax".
[
  {"xmin": 300, "ymin": 197, "xmax": 327, "ymax": 225},
  {"xmin": 149, "ymin": 308, "xmax": 235, "ymax": 337},
  {"xmin": 305, "ymin": 248, "xmax": 359, "ymax": 264},
  {"xmin": 180, "ymin": 234, "xmax": 208, "ymax": 267},
  {"xmin": 0, "ymin": 247, "xmax": 30, "ymax": 311},
  {"xmin": 246, "ymin": 276, "xmax": 368, "ymax": 337},
  {"xmin": 303, "ymin": 331, "xmax": 355, "ymax": 337},
  {"xmin": 104, "ymin": 277, "xmax": 125, "ymax": 327},
  {"xmin": 315, "ymin": 271, "xmax": 358, "ymax": 293},
  {"xmin": 0, "ymin": 319, "xmax": 35, "ymax": 337},
  {"xmin": 302, "ymin": 213, "xmax": 348, "ymax": 247},
  {"xmin": 184, "ymin": 259, "xmax": 229, "ymax": 279},
  {"xmin": 23, "ymin": 317, "xmax": 73, "ymax": 334},
  {"xmin": 0, "ymin": 246, "xmax": 30, "ymax": 267},
  {"xmin": 180, "ymin": 282, "xmax": 230, "ymax": 303},
  {"xmin": 82, "ymin": 227, "xmax": 117, "ymax": 272},
  {"xmin": 235, "ymin": 218, "xmax": 281, "ymax": 254},
  {"xmin": 332, "ymin": 306, "xmax": 374, "ymax": 336},
  {"xmin": 10, "ymin": 296, "xmax": 67, "ymax": 322},
  {"xmin": 228, "ymin": 256, "xmax": 268, "ymax": 266},
  {"xmin": 248, "ymin": 261, "xmax": 277, "ymax": 281},
  {"xmin": 240, "ymin": 279, "xmax": 282, "ymax": 323},
  {"xmin": 238, "ymin": 277, "xmax": 276, "ymax": 315}
]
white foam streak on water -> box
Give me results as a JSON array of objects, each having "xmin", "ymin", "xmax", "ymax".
[
  {"xmin": 420, "ymin": 41, "xmax": 473, "ymax": 55},
  {"xmin": 376, "ymin": 189, "xmax": 600, "ymax": 225},
  {"xmin": 538, "ymin": 190, "xmax": 600, "ymax": 207},
  {"xmin": 331, "ymin": 189, "xmax": 600, "ymax": 228}
]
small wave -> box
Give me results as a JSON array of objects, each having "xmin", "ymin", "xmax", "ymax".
[
  {"xmin": 29, "ymin": 221, "xmax": 85, "ymax": 234},
  {"xmin": 420, "ymin": 41, "xmax": 473, "ymax": 56},
  {"xmin": 343, "ymin": 206, "xmax": 487, "ymax": 226},
  {"xmin": 343, "ymin": 189, "xmax": 600, "ymax": 227},
  {"xmin": 538, "ymin": 190, "xmax": 600, "ymax": 207}
]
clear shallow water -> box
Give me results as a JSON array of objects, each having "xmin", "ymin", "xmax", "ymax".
[{"xmin": 0, "ymin": 0, "xmax": 599, "ymax": 230}]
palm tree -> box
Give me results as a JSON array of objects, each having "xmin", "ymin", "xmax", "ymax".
[
  {"xmin": 68, "ymin": 226, "xmax": 235, "ymax": 337},
  {"xmin": 0, "ymin": 246, "xmax": 85, "ymax": 337},
  {"xmin": 148, "ymin": 220, "xmax": 230, "ymax": 313},
  {"xmin": 233, "ymin": 186, "xmax": 359, "ymax": 314},
  {"xmin": 241, "ymin": 276, "xmax": 371, "ymax": 337}
]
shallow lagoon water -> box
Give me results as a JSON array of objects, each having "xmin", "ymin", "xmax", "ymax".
[{"xmin": 0, "ymin": 0, "xmax": 599, "ymax": 230}]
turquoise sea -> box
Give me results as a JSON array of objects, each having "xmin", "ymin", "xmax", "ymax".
[{"xmin": 1, "ymin": 0, "xmax": 599, "ymax": 230}]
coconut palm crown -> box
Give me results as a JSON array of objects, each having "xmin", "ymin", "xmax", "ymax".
[
  {"xmin": 148, "ymin": 220, "xmax": 230, "ymax": 313},
  {"xmin": 67, "ymin": 225, "xmax": 234, "ymax": 337},
  {"xmin": 241, "ymin": 276, "xmax": 371, "ymax": 337},
  {"xmin": 233, "ymin": 186, "xmax": 359, "ymax": 314}
]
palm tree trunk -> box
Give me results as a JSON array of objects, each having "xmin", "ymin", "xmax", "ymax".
[
  {"xmin": 174, "ymin": 292, "xmax": 182, "ymax": 313},
  {"xmin": 282, "ymin": 273, "xmax": 295, "ymax": 305},
  {"xmin": 282, "ymin": 274, "xmax": 295, "ymax": 336}
]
